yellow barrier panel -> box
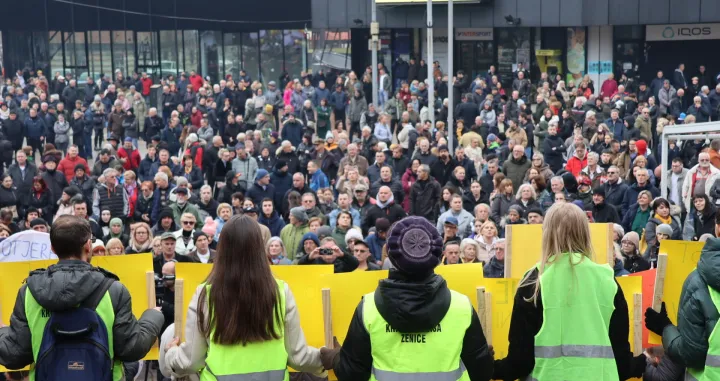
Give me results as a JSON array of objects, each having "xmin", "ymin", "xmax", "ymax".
[
  {"xmin": 175, "ymin": 263, "xmax": 334, "ymax": 349},
  {"xmin": 616, "ymin": 276, "xmax": 643, "ymax": 354},
  {"xmin": 506, "ymin": 223, "xmax": 613, "ymax": 278},
  {"xmin": 0, "ymin": 254, "xmax": 156, "ymax": 372}
]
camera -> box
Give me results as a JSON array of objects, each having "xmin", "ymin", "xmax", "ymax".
[{"xmin": 320, "ymin": 248, "xmax": 333, "ymax": 256}]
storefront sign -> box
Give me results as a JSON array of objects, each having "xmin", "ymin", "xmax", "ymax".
[
  {"xmin": 646, "ymin": 23, "xmax": 720, "ymax": 41},
  {"xmin": 600, "ymin": 61, "xmax": 613, "ymax": 75},
  {"xmin": 455, "ymin": 28, "xmax": 493, "ymax": 41}
]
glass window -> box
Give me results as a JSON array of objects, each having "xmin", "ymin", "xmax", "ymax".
[
  {"xmin": 614, "ymin": 26, "xmax": 644, "ymax": 40},
  {"xmin": 200, "ymin": 31, "xmax": 223, "ymax": 83},
  {"xmin": 113, "ymin": 31, "xmax": 129, "ymax": 76},
  {"xmin": 284, "ymin": 30, "xmax": 304, "ymax": 79},
  {"xmin": 183, "ymin": 30, "xmax": 199, "ymax": 75},
  {"xmin": 241, "ymin": 32, "xmax": 260, "ymax": 83},
  {"xmin": 159, "ymin": 30, "xmax": 179, "ymax": 78},
  {"xmin": 32, "ymin": 32, "xmax": 50, "ymax": 76},
  {"xmin": 260, "ymin": 30, "xmax": 283, "ymax": 85},
  {"xmin": 49, "ymin": 31, "xmax": 64, "ymax": 77},
  {"xmin": 497, "ymin": 28, "xmax": 532, "ymax": 87},
  {"xmin": 223, "ymin": 33, "xmax": 242, "ymax": 80},
  {"xmin": 65, "ymin": 32, "xmax": 88, "ymax": 71},
  {"xmin": 308, "ymin": 29, "xmax": 351, "ymax": 76},
  {"xmin": 136, "ymin": 31, "xmax": 159, "ymax": 79}
]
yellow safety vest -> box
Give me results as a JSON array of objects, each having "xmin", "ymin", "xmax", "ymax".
[
  {"xmin": 685, "ymin": 285, "xmax": 720, "ymax": 381},
  {"xmin": 200, "ymin": 279, "xmax": 289, "ymax": 381},
  {"xmin": 362, "ymin": 288, "xmax": 472, "ymax": 381},
  {"xmin": 528, "ymin": 253, "xmax": 619, "ymax": 381}
]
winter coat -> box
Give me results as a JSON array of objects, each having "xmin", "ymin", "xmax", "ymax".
[
  {"xmin": 622, "ymin": 182, "xmax": 661, "ymax": 217},
  {"xmin": 503, "ymin": 155, "xmax": 531, "ymax": 192},
  {"xmin": 259, "ymin": 211, "xmax": 286, "ymax": 237},
  {"xmin": 409, "ymin": 178, "xmax": 442, "ymax": 222},
  {"xmin": 348, "ymin": 95, "xmax": 367, "ymax": 123},
  {"xmin": 490, "ymin": 194, "xmax": 513, "ymax": 225},
  {"xmin": 542, "ymin": 135, "xmax": 565, "ymax": 174},
  {"xmin": 663, "ymin": 238, "xmax": 720, "ymax": 369},
  {"xmin": 53, "ymin": 121, "xmax": 71, "ymax": 145},
  {"xmin": 0, "ymin": 260, "xmax": 164, "ymax": 371},
  {"xmin": 362, "ymin": 202, "xmax": 407, "ymax": 233},
  {"xmin": 123, "ymin": 115, "xmax": 139, "ymax": 139}
]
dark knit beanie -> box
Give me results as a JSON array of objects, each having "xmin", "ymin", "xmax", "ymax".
[{"xmin": 386, "ymin": 216, "xmax": 443, "ymax": 276}]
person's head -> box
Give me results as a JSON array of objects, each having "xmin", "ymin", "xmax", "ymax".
[
  {"xmin": 198, "ymin": 215, "xmax": 283, "ymax": 344},
  {"xmin": 637, "ymin": 190, "xmax": 652, "ymax": 207},
  {"xmin": 443, "ymin": 242, "xmax": 460, "ymax": 264},
  {"xmin": 132, "ymin": 222, "xmax": 152, "ymax": 246},
  {"xmin": 492, "ymin": 239, "xmax": 506, "ymax": 261},
  {"xmin": 106, "ymin": 238, "xmax": 124, "ymax": 256},
  {"xmin": 266, "ymin": 236, "xmax": 287, "ymax": 258},
  {"xmin": 621, "ymin": 232, "xmax": 640, "ymax": 255},
  {"xmin": 512, "ymin": 145, "xmax": 524, "ymax": 160},
  {"xmin": 337, "ymin": 211, "xmax": 353, "ymax": 229},
  {"xmin": 652, "ymin": 198, "xmax": 671, "ymax": 218},
  {"xmin": 699, "ymin": 152, "xmax": 711, "ymax": 169},
  {"xmin": 516, "ymin": 183, "xmax": 536, "ymax": 201},
  {"xmin": 380, "ymin": 166, "xmax": 392, "ymax": 182},
  {"xmin": 50, "ymin": 216, "xmax": 92, "ymax": 261},
  {"xmin": 694, "ymin": 194, "xmax": 708, "ymax": 212},
  {"xmin": 301, "ymin": 192, "xmax": 316, "ymax": 210},
  {"xmin": 655, "ymin": 224, "xmax": 673, "ymax": 243},
  {"xmin": 635, "ymin": 168, "xmax": 649, "ymax": 186},
  {"xmin": 377, "ymin": 186, "xmax": 393, "ymax": 203},
  {"xmin": 181, "ymin": 213, "xmax": 196, "ymax": 232}
]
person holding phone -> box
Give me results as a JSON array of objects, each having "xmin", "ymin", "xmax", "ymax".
[{"xmin": 296, "ymin": 236, "xmax": 359, "ymax": 273}]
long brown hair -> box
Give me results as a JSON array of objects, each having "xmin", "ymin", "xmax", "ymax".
[{"xmin": 197, "ymin": 215, "xmax": 282, "ymax": 345}]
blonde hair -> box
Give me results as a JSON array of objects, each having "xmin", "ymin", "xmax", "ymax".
[
  {"xmin": 106, "ymin": 238, "xmax": 125, "ymax": 255},
  {"xmin": 519, "ymin": 203, "xmax": 593, "ymax": 305}
]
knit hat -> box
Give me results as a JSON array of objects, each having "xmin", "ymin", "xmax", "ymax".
[
  {"xmin": 42, "ymin": 155, "xmax": 57, "ymax": 164},
  {"xmin": 275, "ymin": 160, "xmax": 288, "ymax": 170},
  {"xmin": 635, "ymin": 139, "xmax": 647, "ymax": 156},
  {"xmin": 622, "ymin": 231, "xmax": 640, "ymax": 249},
  {"xmin": 375, "ymin": 218, "xmax": 390, "ymax": 232},
  {"xmin": 325, "ymin": 130, "xmax": 334, "ymax": 140},
  {"xmin": 508, "ymin": 205, "xmax": 523, "ymax": 216},
  {"xmin": 74, "ymin": 163, "xmax": 86, "ymax": 173},
  {"xmin": 345, "ymin": 228, "xmax": 364, "ymax": 246},
  {"xmin": 92, "ymin": 239, "xmax": 105, "ymax": 252},
  {"xmin": 159, "ymin": 207, "xmax": 174, "ymax": 221},
  {"xmin": 194, "ymin": 232, "xmax": 209, "ymax": 244},
  {"xmin": 593, "ymin": 187, "xmax": 606, "ymax": 198},
  {"xmin": 290, "ymin": 207, "xmax": 308, "ymax": 223},
  {"xmin": 94, "ymin": 95, "xmax": 102, "ymax": 102},
  {"xmin": 63, "ymin": 186, "xmax": 80, "ymax": 198},
  {"xmin": 265, "ymin": 104, "xmax": 274, "ymax": 113},
  {"xmin": 386, "ymin": 216, "xmax": 443, "ymax": 276},
  {"xmin": 316, "ymin": 226, "xmax": 333, "ymax": 240},
  {"xmin": 29, "ymin": 218, "xmax": 48, "ymax": 228},
  {"xmin": 656, "ymin": 224, "xmax": 673, "ymax": 237},
  {"xmin": 624, "ymin": 115, "xmax": 636, "ymax": 127},
  {"xmin": 202, "ymin": 217, "xmax": 217, "ymax": 237},
  {"xmin": 255, "ymin": 169, "xmax": 269, "ymax": 181},
  {"xmin": 487, "ymin": 134, "xmax": 498, "ymax": 142}
]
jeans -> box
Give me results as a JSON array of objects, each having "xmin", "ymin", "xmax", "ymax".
[
  {"xmin": 83, "ymin": 134, "xmax": 93, "ymax": 158},
  {"xmin": 378, "ymin": 90, "xmax": 388, "ymax": 108}
]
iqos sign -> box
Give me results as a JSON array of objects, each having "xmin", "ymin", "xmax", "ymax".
[{"xmin": 647, "ymin": 24, "xmax": 720, "ymax": 41}]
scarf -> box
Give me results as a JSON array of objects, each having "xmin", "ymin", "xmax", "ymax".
[
  {"xmin": 375, "ymin": 193, "xmax": 395, "ymax": 209},
  {"xmin": 654, "ymin": 213, "xmax": 671, "ymax": 225}
]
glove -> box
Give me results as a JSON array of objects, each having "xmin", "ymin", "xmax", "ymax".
[
  {"xmin": 645, "ymin": 302, "xmax": 672, "ymax": 335},
  {"xmin": 320, "ymin": 336, "xmax": 341, "ymax": 371}
]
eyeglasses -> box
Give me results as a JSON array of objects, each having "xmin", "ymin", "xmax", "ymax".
[
  {"xmin": 182, "ymin": 221, "xmax": 196, "ymax": 225},
  {"xmin": 136, "ymin": 231, "xmax": 148, "ymax": 235}
]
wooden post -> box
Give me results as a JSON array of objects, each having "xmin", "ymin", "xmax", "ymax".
[
  {"xmin": 606, "ymin": 223, "xmax": 614, "ymax": 265},
  {"xmin": 174, "ymin": 279, "xmax": 184, "ymax": 340},
  {"xmin": 652, "ymin": 254, "xmax": 668, "ymax": 311},
  {"xmin": 476, "ymin": 287, "xmax": 487, "ymax": 335},
  {"xmin": 504, "ymin": 225, "xmax": 512, "ymax": 278},
  {"xmin": 146, "ymin": 271, "xmax": 156, "ymax": 308},
  {"xmin": 322, "ymin": 288, "xmax": 333, "ymax": 348},
  {"xmin": 633, "ymin": 293, "xmax": 643, "ymax": 356},
  {"xmin": 485, "ymin": 292, "xmax": 493, "ymax": 346}
]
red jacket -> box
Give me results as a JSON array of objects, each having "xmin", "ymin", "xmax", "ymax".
[
  {"xmin": 141, "ymin": 77, "xmax": 153, "ymax": 96},
  {"xmin": 57, "ymin": 155, "xmax": 90, "ymax": 182},
  {"xmin": 190, "ymin": 110, "xmax": 203, "ymax": 127},
  {"xmin": 185, "ymin": 143, "xmax": 204, "ymax": 169},
  {"xmin": 117, "ymin": 147, "xmax": 142, "ymax": 171},
  {"xmin": 565, "ymin": 155, "xmax": 588, "ymax": 177},
  {"xmin": 600, "ymin": 79, "xmax": 618, "ymax": 99},
  {"xmin": 190, "ymin": 74, "xmax": 204, "ymax": 92}
]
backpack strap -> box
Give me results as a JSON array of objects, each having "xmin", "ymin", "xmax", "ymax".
[{"xmin": 83, "ymin": 277, "xmax": 116, "ymax": 310}]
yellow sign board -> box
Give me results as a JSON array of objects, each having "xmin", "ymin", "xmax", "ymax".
[{"xmin": 507, "ymin": 223, "xmax": 613, "ymax": 278}]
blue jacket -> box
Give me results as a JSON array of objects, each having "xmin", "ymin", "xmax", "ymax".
[
  {"xmin": 327, "ymin": 208, "xmax": 361, "ymax": 229},
  {"xmin": 605, "ymin": 118, "xmax": 625, "ymax": 140},
  {"xmin": 621, "ymin": 182, "xmax": 660, "ymax": 217},
  {"xmin": 328, "ymin": 91, "xmax": 348, "ymax": 112},
  {"xmin": 309, "ymin": 170, "xmax": 329, "ymax": 192},
  {"xmin": 259, "ymin": 211, "xmax": 286, "ymax": 237},
  {"xmin": 312, "ymin": 87, "xmax": 330, "ymax": 106},
  {"xmin": 281, "ymin": 120, "xmax": 304, "ymax": 148},
  {"xmin": 138, "ymin": 155, "xmax": 158, "ymax": 182},
  {"xmin": 24, "ymin": 116, "xmax": 47, "ymax": 138},
  {"xmin": 365, "ymin": 233, "xmax": 386, "ymax": 262},
  {"xmin": 246, "ymin": 181, "xmax": 276, "ymax": 206},
  {"xmin": 150, "ymin": 186, "xmax": 175, "ymax": 225},
  {"xmin": 269, "ymin": 169, "xmax": 293, "ymax": 209},
  {"xmin": 161, "ymin": 126, "xmax": 182, "ymax": 155}
]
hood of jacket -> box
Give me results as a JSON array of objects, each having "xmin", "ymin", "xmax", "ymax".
[
  {"xmin": 375, "ymin": 272, "xmax": 451, "ymax": 332},
  {"xmin": 698, "ymin": 238, "xmax": 720, "ymax": 291},
  {"xmin": 26, "ymin": 260, "xmax": 118, "ymax": 311}
]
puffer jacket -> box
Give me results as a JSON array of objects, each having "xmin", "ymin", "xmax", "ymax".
[
  {"xmin": 664, "ymin": 238, "xmax": 720, "ymax": 369},
  {"xmin": 0, "ymin": 260, "xmax": 164, "ymax": 369},
  {"xmin": 334, "ymin": 272, "xmax": 494, "ymax": 381}
]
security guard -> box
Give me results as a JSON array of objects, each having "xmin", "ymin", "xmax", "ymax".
[
  {"xmin": 493, "ymin": 203, "xmax": 645, "ymax": 380},
  {"xmin": 322, "ymin": 216, "xmax": 494, "ymax": 381}
]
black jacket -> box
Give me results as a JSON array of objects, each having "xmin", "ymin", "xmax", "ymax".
[
  {"xmin": 492, "ymin": 267, "xmax": 645, "ymax": 381},
  {"xmin": 409, "ymin": 178, "xmax": 442, "ymax": 222},
  {"xmin": 335, "ymin": 272, "xmax": 493, "ymax": 381},
  {"xmin": 430, "ymin": 158, "xmax": 457, "ymax": 188},
  {"xmin": 591, "ymin": 201, "xmax": 620, "ymax": 224},
  {"xmin": 363, "ymin": 202, "xmax": 407, "ymax": 234},
  {"xmin": 7, "ymin": 163, "xmax": 38, "ymax": 208},
  {"xmin": 542, "ymin": 135, "xmax": 565, "ymax": 174}
]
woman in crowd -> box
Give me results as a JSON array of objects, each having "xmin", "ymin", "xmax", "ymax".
[
  {"xmin": 106, "ymin": 238, "xmax": 125, "ymax": 256},
  {"xmin": 27, "ymin": 176, "xmax": 53, "ymax": 219},
  {"xmin": 692, "ymin": 194, "xmax": 717, "ymax": 240},
  {"xmin": 54, "ymin": 187, "xmax": 79, "ymax": 221},
  {"xmin": 126, "ymin": 222, "xmax": 153, "ymax": 254},
  {"xmin": 512, "ymin": 183, "xmax": 539, "ymax": 218},
  {"xmin": 644, "ymin": 197, "xmax": 682, "ymax": 248},
  {"xmin": 401, "ymin": 159, "xmax": 420, "ymax": 212},
  {"xmin": 266, "ymin": 236, "xmax": 292, "ymax": 265},
  {"xmin": 460, "ymin": 238, "xmax": 482, "ymax": 263},
  {"xmin": 493, "ymin": 203, "xmax": 645, "ymax": 380},
  {"xmin": 474, "ymin": 220, "xmax": 499, "ymax": 264},
  {"xmin": 104, "ymin": 217, "xmax": 129, "ymax": 247},
  {"xmin": 438, "ymin": 185, "xmax": 457, "ymax": 216},
  {"xmin": 161, "ymin": 216, "xmax": 326, "ymax": 379},
  {"xmin": 92, "ymin": 240, "xmax": 106, "ymax": 256},
  {"xmin": 178, "ymin": 155, "xmax": 204, "ymax": 191},
  {"xmin": 621, "ymin": 231, "xmax": 650, "ymax": 273},
  {"xmin": 124, "ymin": 171, "xmax": 139, "ymax": 218},
  {"xmin": 622, "ymin": 190, "xmax": 654, "ymax": 236},
  {"xmin": 491, "ymin": 178, "xmax": 514, "ymax": 225},
  {"xmin": 331, "ymin": 211, "xmax": 354, "ymax": 252},
  {"xmin": 0, "ymin": 174, "xmax": 19, "ymax": 217}
]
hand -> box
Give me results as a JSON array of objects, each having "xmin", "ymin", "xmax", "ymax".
[
  {"xmin": 488, "ymin": 345, "xmax": 495, "ymax": 358},
  {"xmin": 153, "ymin": 306, "xmax": 162, "ymax": 312},
  {"xmin": 332, "ymin": 246, "xmax": 344, "ymax": 258},
  {"xmin": 320, "ymin": 336, "xmax": 342, "ymax": 370},
  {"xmin": 645, "ymin": 302, "xmax": 672, "ymax": 335},
  {"xmin": 309, "ymin": 248, "xmax": 321, "ymax": 260},
  {"xmin": 165, "ymin": 337, "xmax": 180, "ymax": 351}
]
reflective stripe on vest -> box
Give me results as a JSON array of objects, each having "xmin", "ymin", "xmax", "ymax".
[
  {"xmin": 362, "ymin": 287, "xmax": 472, "ymax": 381},
  {"xmin": 200, "ymin": 279, "xmax": 289, "ymax": 381},
  {"xmin": 204, "ymin": 365, "xmax": 286, "ymax": 381},
  {"xmin": 530, "ymin": 253, "xmax": 619, "ymax": 381},
  {"xmin": 372, "ymin": 361, "xmax": 466, "ymax": 381},
  {"xmin": 24, "ymin": 287, "xmax": 123, "ymax": 381},
  {"xmin": 687, "ymin": 284, "xmax": 720, "ymax": 381}
]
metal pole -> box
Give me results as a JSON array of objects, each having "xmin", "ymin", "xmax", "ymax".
[
  {"xmin": 426, "ymin": 0, "xmax": 435, "ymax": 127},
  {"xmin": 447, "ymin": 0, "xmax": 454, "ymax": 153},
  {"xmin": 371, "ymin": 0, "xmax": 379, "ymax": 108},
  {"xmin": 661, "ymin": 133, "xmax": 668, "ymax": 199}
]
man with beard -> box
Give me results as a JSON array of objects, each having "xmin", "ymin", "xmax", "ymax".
[
  {"xmin": 92, "ymin": 168, "xmax": 128, "ymax": 220},
  {"xmin": 40, "ymin": 156, "xmax": 69, "ymax": 209},
  {"xmin": 410, "ymin": 164, "xmax": 441, "ymax": 222},
  {"xmin": 370, "ymin": 166, "xmax": 404, "ymax": 206},
  {"xmin": 430, "ymin": 145, "xmax": 456, "ymax": 186},
  {"xmin": 503, "ymin": 145, "xmax": 531, "ymax": 192}
]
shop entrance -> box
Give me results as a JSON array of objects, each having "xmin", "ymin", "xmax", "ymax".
[
  {"xmin": 644, "ymin": 39, "xmax": 720, "ymax": 85},
  {"xmin": 456, "ymin": 41, "xmax": 494, "ymax": 78}
]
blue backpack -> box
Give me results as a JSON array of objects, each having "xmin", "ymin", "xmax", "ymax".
[{"xmin": 34, "ymin": 277, "xmax": 116, "ymax": 381}]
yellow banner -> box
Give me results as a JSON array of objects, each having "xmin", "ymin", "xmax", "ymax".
[
  {"xmin": 0, "ymin": 254, "xmax": 156, "ymax": 372},
  {"xmin": 648, "ymin": 240, "xmax": 704, "ymax": 345},
  {"xmin": 507, "ymin": 223, "xmax": 612, "ymax": 278}
]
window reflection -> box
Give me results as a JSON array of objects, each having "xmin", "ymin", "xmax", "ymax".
[
  {"xmin": 201, "ymin": 31, "xmax": 222, "ymax": 83},
  {"xmin": 223, "ymin": 33, "xmax": 242, "ymax": 80},
  {"xmin": 284, "ymin": 30, "xmax": 304, "ymax": 79},
  {"xmin": 242, "ymin": 32, "xmax": 259, "ymax": 83},
  {"xmin": 260, "ymin": 30, "xmax": 283, "ymax": 85},
  {"xmin": 49, "ymin": 31, "xmax": 64, "ymax": 76},
  {"xmin": 308, "ymin": 29, "xmax": 351, "ymax": 76},
  {"xmin": 160, "ymin": 30, "xmax": 179, "ymax": 78},
  {"xmin": 183, "ymin": 30, "xmax": 199, "ymax": 74}
]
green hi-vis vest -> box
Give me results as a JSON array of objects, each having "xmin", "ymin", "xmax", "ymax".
[
  {"xmin": 685, "ymin": 285, "xmax": 720, "ymax": 381},
  {"xmin": 362, "ymin": 289, "xmax": 472, "ymax": 381},
  {"xmin": 528, "ymin": 252, "xmax": 619, "ymax": 381},
  {"xmin": 200, "ymin": 279, "xmax": 289, "ymax": 381},
  {"xmin": 24, "ymin": 288, "xmax": 123, "ymax": 381}
]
